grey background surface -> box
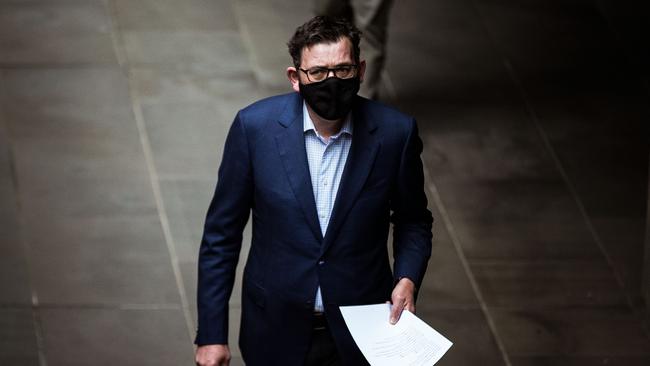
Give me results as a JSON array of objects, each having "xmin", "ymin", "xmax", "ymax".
[{"xmin": 0, "ymin": 0, "xmax": 648, "ymax": 365}]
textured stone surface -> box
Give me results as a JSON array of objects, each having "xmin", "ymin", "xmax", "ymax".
[
  {"xmin": 0, "ymin": 0, "xmax": 648, "ymax": 364},
  {"xmin": 0, "ymin": 309, "xmax": 39, "ymax": 365},
  {"xmin": 0, "ymin": 2, "xmax": 116, "ymax": 64},
  {"xmin": 40, "ymin": 308, "xmax": 193, "ymax": 366}
]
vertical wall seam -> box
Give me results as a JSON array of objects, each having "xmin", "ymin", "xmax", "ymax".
[
  {"xmin": 501, "ymin": 59, "xmax": 633, "ymax": 302},
  {"xmin": 103, "ymin": 0, "xmax": 197, "ymax": 346},
  {"xmin": 422, "ymin": 164, "xmax": 513, "ymax": 366},
  {"xmin": 0, "ymin": 70, "xmax": 48, "ymax": 366},
  {"xmin": 468, "ymin": 0, "xmax": 645, "ymax": 334}
]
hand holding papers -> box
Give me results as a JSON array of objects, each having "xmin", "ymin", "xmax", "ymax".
[{"xmin": 340, "ymin": 304, "xmax": 452, "ymax": 366}]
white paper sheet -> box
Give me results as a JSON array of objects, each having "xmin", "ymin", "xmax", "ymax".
[{"xmin": 339, "ymin": 303, "xmax": 452, "ymax": 366}]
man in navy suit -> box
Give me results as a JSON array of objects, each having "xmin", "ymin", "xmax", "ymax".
[{"xmin": 195, "ymin": 16, "xmax": 433, "ymax": 366}]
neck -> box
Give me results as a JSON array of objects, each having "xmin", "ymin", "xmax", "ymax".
[{"xmin": 306, "ymin": 105, "xmax": 344, "ymax": 140}]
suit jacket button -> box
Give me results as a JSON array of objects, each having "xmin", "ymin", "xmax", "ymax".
[{"xmin": 318, "ymin": 260, "xmax": 325, "ymax": 265}]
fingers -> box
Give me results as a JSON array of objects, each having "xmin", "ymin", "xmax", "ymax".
[
  {"xmin": 390, "ymin": 278, "xmax": 417, "ymax": 324},
  {"xmin": 407, "ymin": 302, "xmax": 416, "ymax": 313},
  {"xmin": 389, "ymin": 296, "xmax": 406, "ymax": 324},
  {"xmin": 389, "ymin": 299, "xmax": 416, "ymax": 324},
  {"xmin": 196, "ymin": 357, "xmax": 230, "ymax": 366},
  {"xmin": 215, "ymin": 359, "xmax": 229, "ymax": 366},
  {"xmin": 195, "ymin": 345, "xmax": 230, "ymax": 366},
  {"xmin": 196, "ymin": 357, "xmax": 229, "ymax": 366}
]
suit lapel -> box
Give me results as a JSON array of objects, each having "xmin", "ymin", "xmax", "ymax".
[
  {"xmin": 322, "ymin": 101, "xmax": 380, "ymax": 253},
  {"xmin": 275, "ymin": 94, "xmax": 324, "ymax": 243}
]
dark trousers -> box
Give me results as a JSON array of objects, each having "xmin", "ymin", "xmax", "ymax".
[{"xmin": 304, "ymin": 313, "xmax": 342, "ymax": 366}]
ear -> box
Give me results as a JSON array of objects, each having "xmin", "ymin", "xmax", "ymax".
[
  {"xmin": 358, "ymin": 59, "xmax": 367, "ymax": 83},
  {"xmin": 287, "ymin": 67, "xmax": 301, "ymax": 93}
]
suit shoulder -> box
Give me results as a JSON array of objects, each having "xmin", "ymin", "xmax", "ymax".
[
  {"xmin": 356, "ymin": 97, "xmax": 416, "ymax": 138},
  {"xmin": 230, "ymin": 92, "xmax": 299, "ymax": 145},
  {"xmin": 361, "ymin": 97, "xmax": 412, "ymax": 121},
  {"xmin": 238, "ymin": 93, "xmax": 297, "ymax": 124}
]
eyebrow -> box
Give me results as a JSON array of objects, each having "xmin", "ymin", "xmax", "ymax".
[{"xmin": 305, "ymin": 62, "xmax": 355, "ymax": 69}]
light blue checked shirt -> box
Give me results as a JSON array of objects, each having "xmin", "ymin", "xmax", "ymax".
[{"xmin": 302, "ymin": 102, "xmax": 353, "ymax": 313}]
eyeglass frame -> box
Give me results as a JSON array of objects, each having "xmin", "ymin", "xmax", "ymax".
[{"xmin": 298, "ymin": 64, "xmax": 359, "ymax": 82}]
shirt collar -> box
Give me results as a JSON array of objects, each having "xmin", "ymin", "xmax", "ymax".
[{"xmin": 302, "ymin": 101, "xmax": 353, "ymax": 138}]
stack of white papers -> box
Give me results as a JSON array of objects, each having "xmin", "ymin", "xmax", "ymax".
[{"xmin": 340, "ymin": 304, "xmax": 452, "ymax": 366}]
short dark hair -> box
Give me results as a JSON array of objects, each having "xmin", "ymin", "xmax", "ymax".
[{"xmin": 287, "ymin": 16, "xmax": 362, "ymax": 68}]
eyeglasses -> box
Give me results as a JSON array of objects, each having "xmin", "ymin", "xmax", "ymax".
[{"xmin": 299, "ymin": 64, "xmax": 358, "ymax": 82}]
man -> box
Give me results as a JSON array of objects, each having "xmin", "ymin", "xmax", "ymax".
[{"xmin": 195, "ymin": 16, "xmax": 432, "ymax": 366}]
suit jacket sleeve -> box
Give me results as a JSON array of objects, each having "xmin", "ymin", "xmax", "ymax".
[
  {"xmin": 195, "ymin": 112, "xmax": 253, "ymax": 345},
  {"xmin": 391, "ymin": 118, "xmax": 433, "ymax": 290}
]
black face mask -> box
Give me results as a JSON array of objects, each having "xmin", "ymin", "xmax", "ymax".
[{"xmin": 299, "ymin": 76, "xmax": 360, "ymax": 120}]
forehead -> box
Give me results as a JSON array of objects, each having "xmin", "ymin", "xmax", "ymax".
[{"xmin": 300, "ymin": 37, "xmax": 354, "ymax": 68}]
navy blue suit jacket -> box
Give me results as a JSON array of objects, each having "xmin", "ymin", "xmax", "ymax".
[{"xmin": 196, "ymin": 92, "xmax": 433, "ymax": 365}]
